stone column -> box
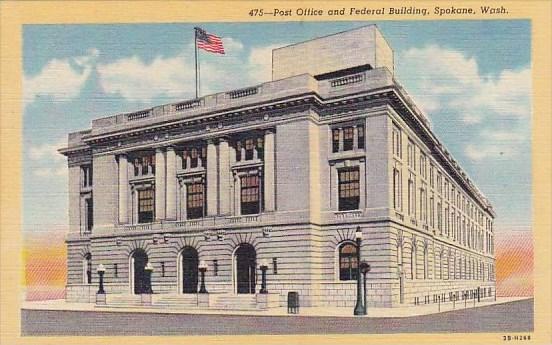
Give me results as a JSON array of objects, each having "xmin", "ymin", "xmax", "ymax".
[
  {"xmin": 206, "ymin": 140, "xmax": 218, "ymax": 216},
  {"xmin": 165, "ymin": 147, "xmax": 177, "ymax": 220},
  {"xmin": 218, "ymin": 138, "xmax": 231, "ymax": 215},
  {"xmin": 155, "ymin": 148, "xmax": 166, "ymax": 221},
  {"xmin": 118, "ymin": 154, "xmax": 128, "ymax": 224},
  {"xmin": 264, "ymin": 129, "xmax": 275, "ymax": 212}
]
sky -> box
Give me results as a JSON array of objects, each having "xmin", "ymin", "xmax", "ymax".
[{"xmin": 22, "ymin": 20, "xmax": 532, "ymax": 297}]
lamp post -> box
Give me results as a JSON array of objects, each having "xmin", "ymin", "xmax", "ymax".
[
  {"xmin": 354, "ymin": 227, "xmax": 364, "ymax": 316},
  {"xmin": 259, "ymin": 259, "xmax": 268, "ymax": 294},
  {"xmin": 198, "ymin": 260, "xmax": 208, "ymax": 294},
  {"xmin": 96, "ymin": 264, "xmax": 106, "ymax": 294},
  {"xmin": 360, "ymin": 261, "xmax": 370, "ymax": 315},
  {"xmin": 144, "ymin": 262, "xmax": 154, "ymax": 294}
]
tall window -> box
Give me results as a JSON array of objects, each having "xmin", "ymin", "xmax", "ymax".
[
  {"xmin": 407, "ymin": 175, "xmax": 416, "ymax": 216},
  {"xmin": 429, "ymin": 195, "xmax": 434, "ymax": 227},
  {"xmin": 393, "ymin": 167, "xmax": 402, "ymax": 210},
  {"xmin": 338, "ymin": 167, "xmax": 360, "ymax": 211},
  {"xmin": 81, "ymin": 165, "xmax": 93, "ymax": 188},
  {"xmin": 407, "ymin": 141, "xmax": 416, "ymax": 169},
  {"xmin": 332, "ymin": 129, "xmax": 340, "ymax": 153},
  {"xmin": 85, "ymin": 198, "xmax": 93, "ymax": 232},
  {"xmin": 241, "ymin": 174, "xmax": 261, "ymax": 215},
  {"xmin": 423, "ymin": 248, "xmax": 429, "ymax": 279},
  {"xmin": 138, "ymin": 188, "xmax": 155, "ymax": 223},
  {"xmin": 411, "ymin": 246, "xmax": 417, "ymax": 279},
  {"xmin": 84, "ymin": 253, "xmax": 92, "ymax": 284},
  {"xmin": 437, "ymin": 201, "xmax": 442, "ymax": 233},
  {"xmin": 392, "ymin": 124, "xmax": 402, "ymax": 158},
  {"xmin": 133, "ymin": 154, "xmax": 155, "ymax": 176},
  {"xmin": 420, "ymin": 154, "xmax": 427, "ymax": 179},
  {"xmin": 357, "ymin": 125, "xmax": 365, "ymax": 149},
  {"xmin": 420, "ymin": 187, "xmax": 427, "ymax": 222},
  {"xmin": 339, "ymin": 242, "xmax": 358, "ymax": 281},
  {"xmin": 187, "ymin": 181, "xmax": 205, "ymax": 219}
]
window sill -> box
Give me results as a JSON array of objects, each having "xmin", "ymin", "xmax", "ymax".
[
  {"xmin": 231, "ymin": 159, "xmax": 263, "ymax": 170},
  {"xmin": 328, "ymin": 150, "xmax": 365, "ymax": 162},
  {"xmin": 129, "ymin": 174, "xmax": 155, "ymax": 183},
  {"xmin": 334, "ymin": 210, "xmax": 363, "ymax": 220}
]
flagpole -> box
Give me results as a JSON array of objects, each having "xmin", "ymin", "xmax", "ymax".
[{"xmin": 194, "ymin": 28, "xmax": 199, "ymax": 99}]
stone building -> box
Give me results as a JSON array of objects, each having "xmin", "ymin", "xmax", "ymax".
[{"xmin": 60, "ymin": 25, "xmax": 496, "ymax": 309}]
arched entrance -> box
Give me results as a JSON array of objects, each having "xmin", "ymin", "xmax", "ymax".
[
  {"xmin": 180, "ymin": 246, "xmax": 199, "ymax": 293},
  {"xmin": 234, "ymin": 244, "xmax": 256, "ymax": 294},
  {"xmin": 130, "ymin": 249, "xmax": 148, "ymax": 294}
]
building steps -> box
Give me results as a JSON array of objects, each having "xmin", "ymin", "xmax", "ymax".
[
  {"xmin": 105, "ymin": 294, "xmax": 143, "ymax": 306},
  {"xmin": 153, "ymin": 294, "xmax": 199, "ymax": 308},
  {"xmin": 211, "ymin": 294, "xmax": 259, "ymax": 310}
]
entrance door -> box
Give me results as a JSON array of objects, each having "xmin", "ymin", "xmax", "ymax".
[
  {"xmin": 235, "ymin": 244, "xmax": 256, "ymax": 294},
  {"xmin": 181, "ymin": 246, "xmax": 199, "ymax": 293},
  {"xmin": 132, "ymin": 249, "xmax": 148, "ymax": 294}
]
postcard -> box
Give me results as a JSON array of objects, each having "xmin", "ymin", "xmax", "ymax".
[{"xmin": 1, "ymin": 1, "xmax": 550, "ymax": 344}]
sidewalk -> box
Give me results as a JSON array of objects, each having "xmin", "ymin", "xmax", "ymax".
[{"xmin": 21, "ymin": 296, "xmax": 530, "ymax": 318}]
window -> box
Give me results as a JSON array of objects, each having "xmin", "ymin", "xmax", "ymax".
[
  {"xmin": 272, "ymin": 258, "xmax": 278, "ymax": 274},
  {"xmin": 138, "ymin": 188, "xmax": 155, "ymax": 223},
  {"xmin": 81, "ymin": 165, "xmax": 93, "ymax": 187},
  {"xmin": 407, "ymin": 175, "xmax": 416, "ymax": 216},
  {"xmin": 133, "ymin": 154, "xmax": 155, "ymax": 176},
  {"xmin": 343, "ymin": 127, "xmax": 354, "ymax": 151},
  {"xmin": 357, "ymin": 125, "xmax": 365, "ymax": 149},
  {"xmin": 393, "ymin": 167, "xmax": 402, "ymax": 210},
  {"xmin": 114, "ymin": 263, "xmax": 118, "ymax": 278},
  {"xmin": 429, "ymin": 195, "xmax": 434, "ymax": 227},
  {"xmin": 339, "ymin": 242, "xmax": 358, "ymax": 281},
  {"xmin": 187, "ymin": 181, "xmax": 205, "ymax": 219},
  {"xmin": 420, "ymin": 187, "xmax": 427, "ymax": 222},
  {"xmin": 84, "ymin": 253, "xmax": 92, "ymax": 284},
  {"xmin": 213, "ymin": 260, "xmax": 218, "ymax": 276},
  {"xmin": 429, "ymin": 164, "xmax": 434, "ymax": 188},
  {"xmin": 181, "ymin": 146, "xmax": 206, "ymax": 169},
  {"xmin": 411, "ymin": 246, "xmax": 417, "ymax": 279},
  {"xmin": 437, "ymin": 201, "xmax": 442, "ymax": 233},
  {"xmin": 332, "ymin": 125, "xmax": 364, "ymax": 153},
  {"xmin": 241, "ymin": 174, "xmax": 261, "ymax": 215},
  {"xmin": 407, "ymin": 141, "xmax": 416, "ymax": 169},
  {"xmin": 161, "ymin": 262, "xmax": 165, "ymax": 277},
  {"xmin": 85, "ymin": 198, "xmax": 93, "ymax": 232},
  {"xmin": 420, "ymin": 154, "xmax": 427, "ymax": 179},
  {"xmin": 235, "ymin": 136, "xmax": 264, "ymax": 161},
  {"xmin": 338, "ymin": 167, "xmax": 360, "ymax": 211},
  {"xmin": 332, "ymin": 129, "xmax": 340, "ymax": 153},
  {"xmin": 392, "ymin": 124, "xmax": 402, "ymax": 158}
]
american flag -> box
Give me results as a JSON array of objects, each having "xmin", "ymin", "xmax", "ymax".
[{"xmin": 195, "ymin": 27, "xmax": 225, "ymax": 54}]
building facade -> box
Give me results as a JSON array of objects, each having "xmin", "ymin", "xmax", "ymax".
[{"xmin": 60, "ymin": 25, "xmax": 496, "ymax": 309}]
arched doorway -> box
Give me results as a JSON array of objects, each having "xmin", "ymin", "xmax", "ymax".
[
  {"xmin": 234, "ymin": 244, "xmax": 256, "ymax": 294},
  {"xmin": 130, "ymin": 249, "xmax": 148, "ymax": 294},
  {"xmin": 180, "ymin": 246, "xmax": 199, "ymax": 293}
]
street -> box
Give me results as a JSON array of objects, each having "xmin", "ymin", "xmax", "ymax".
[{"xmin": 21, "ymin": 298, "xmax": 533, "ymax": 336}]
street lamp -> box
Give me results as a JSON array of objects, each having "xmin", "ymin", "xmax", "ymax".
[
  {"xmin": 360, "ymin": 261, "xmax": 371, "ymax": 315},
  {"xmin": 198, "ymin": 260, "xmax": 208, "ymax": 294},
  {"xmin": 144, "ymin": 262, "xmax": 154, "ymax": 294},
  {"xmin": 354, "ymin": 227, "xmax": 364, "ymax": 316},
  {"xmin": 96, "ymin": 264, "xmax": 106, "ymax": 294},
  {"xmin": 259, "ymin": 259, "xmax": 269, "ymax": 294}
]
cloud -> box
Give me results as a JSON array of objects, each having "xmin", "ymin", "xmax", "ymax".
[
  {"xmin": 399, "ymin": 45, "xmax": 531, "ymax": 121},
  {"xmin": 24, "ymin": 49, "xmax": 99, "ymax": 105},
  {"xmin": 97, "ymin": 54, "xmax": 195, "ymax": 102},
  {"xmin": 396, "ymin": 45, "xmax": 531, "ymax": 162},
  {"xmin": 248, "ymin": 44, "xmax": 283, "ymax": 83},
  {"xmin": 28, "ymin": 138, "xmax": 67, "ymax": 178},
  {"xmin": 96, "ymin": 40, "xmax": 286, "ymax": 103}
]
